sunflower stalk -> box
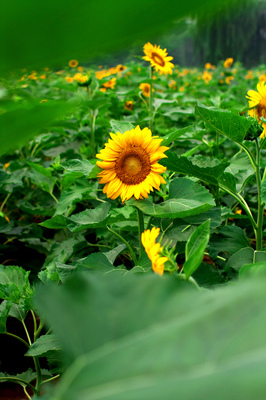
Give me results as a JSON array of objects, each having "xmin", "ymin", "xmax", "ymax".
[
  {"xmin": 255, "ymin": 138, "xmax": 264, "ymax": 250},
  {"xmin": 107, "ymin": 226, "xmax": 138, "ymax": 266},
  {"xmin": 136, "ymin": 207, "xmax": 145, "ymax": 259},
  {"xmin": 149, "ymin": 66, "xmax": 154, "ymax": 131}
]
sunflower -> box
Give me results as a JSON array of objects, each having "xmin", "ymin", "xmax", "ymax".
[
  {"xmin": 143, "ymin": 42, "xmax": 174, "ymax": 75},
  {"xmin": 141, "ymin": 227, "xmax": 168, "ymax": 276},
  {"xmin": 96, "ymin": 126, "xmax": 168, "ymax": 202},
  {"xmin": 223, "ymin": 58, "xmax": 233, "ymax": 68},
  {"xmin": 246, "ymin": 81, "xmax": 266, "ymax": 138},
  {"xmin": 139, "ymin": 83, "xmax": 151, "ymax": 97},
  {"xmin": 69, "ymin": 59, "xmax": 78, "ymax": 68},
  {"xmin": 124, "ymin": 101, "xmax": 133, "ymax": 111}
]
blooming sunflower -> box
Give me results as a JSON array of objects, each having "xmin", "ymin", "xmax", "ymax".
[
  {"xmin": 246, "ymin": 81, "xmax": 266, "ymax": 138},
  {"xmin": 96, "ymin": 126, "xmax": 168, "ymax": 202},
  {"xmin": 143, "ymin": 42, "xmax": 174, "ymax": 75},
  {"xmin": 69, "ymin": 59, "xmax": 78, "ymax": 68},
  {"xmin": 141, "ymin": 227, "xmax": 168, "ymax": 276}
]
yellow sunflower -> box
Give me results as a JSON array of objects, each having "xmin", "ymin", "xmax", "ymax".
[
  {"xmin": 139, "ymin": 83, "xmax": 151, "ymax": 97},
  {"xmin": 124, "ymin": 101, "xmax": 133, "ymax": 111},
  {"xmin": 223, "ymin": 58, "xmax": 234, "ymax": 68},
  {"xmin": 246, "ymin": 81, "xmax": 266, "ymax": 138},
  {"xmin": 96, "ymin": 126, "xmax": 168, "ymax": 202},
  {"xmin": 143, "ymin": 42, "xmax": 174, "ymax": 75},
  {"xmin": 69, "ymin": 59, "xmax": 78, "ymax": 68},
  {"xmin": 141, "ymin": 227, "xmax": 168, "ymax": 276}
]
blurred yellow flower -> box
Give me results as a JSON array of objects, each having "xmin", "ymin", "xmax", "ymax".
[
  {"xmin": 124, "ymin": 101, "xmax": 133, "ymax": 111},
  {"xmin": 69, "ymin": 60, "xmax": 78, "ymax": 68},
  {"xmin": 139, "ymin": 83, "xmax": 151, "ymax": 97},
  {"xmin": 225, "ymin": 76, "xmax": 234, "ymax": 85},
  {"xmin": 168, "ymin": 79, "xmax": 177, "ymax": 89},
  {"xmin": 40, "ymin": 74, "xmax": 46, "ymax": 79},
  {"xmin": 259, "ymin": 73, "xmax": 266, "ymax": 82},
  {"xmin": 224, "ymin": 58, "xmax": 234, "ymax": 68},
  {"xmin": 96, "ymin": 126, "xmax": 168, "ymax": 202},
  {"xmin": 102, "ymin": 77, "xmax": 116, "ymax": 89},
  {"xmin": 65, "ymin": 76, "xmax": 74, "ymax": 83},
  {"xmin": 246, "ymin": 81, "xmax": 266, "ymax": 138},
  {"xmin": 3, "ymin": 162, "xmax": 10, "ymax": 170},
  {"xmin": 245, "ymin": 70, "xmax": 253, "ymax": 80},
  {"xmin": 141, "ymin": 227, "xmax": 168, "ymax": 276},
  {"xmin": 40, "ymin": 99, "xmax": 47, "ymax": 103},
  {"xmin": 179, "ymin": 86, "xmax": 185, "ymax": 92},
  {"xmin": 77, "ymin": 66, "xmax": 84, "ymax": 72},
  {"xmin": 143, "ymin": 42, "xmax": 174, "ymax": 75},
  {"xmin": 202, "ymin": 70, "xmax": 212, "ymax": 84}
]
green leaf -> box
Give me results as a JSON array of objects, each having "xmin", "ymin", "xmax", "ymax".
[
  {"xmin": 226, "ymin": 247, "xmax": 254, "ymax": 271},
  {"xmin": 161, "ymin": 126, "xmax": 192, "ymax": 146},
  {"xmin": 0, "ymin": 265, "xmax": 32, "ymax": 304},
  {"xmin": 34, "ymin": 272, "xmax": 266, "ymax": 400},
  {"xmin": 240, "ymin": 262, "xmax": 266, "ymax": 279},
  {"xmin": 40, "ymin": 215, "xmax": 67, "ymax": 230},
  {"xmin": 0, "ymin": 102, "xmax": 74, "ymax": 157},
  {"xmin": 76, "ymin": 253, "xmax": 114, "ymax": 273},
  {"xmin": 209, "ymin": 226, "xmax": 250, "ymax": 259},
  {"xmin": 25, "ymin": 334, "xmax": 61, "ymax": 357},
  {"xmin": 0, "ymin": 0, "xmax": 238, "ymax": 73},
  {"xmin": 183, "ymin": 220, "xmax": 210, "ymax": 279},
  {"xmin": 67, "ymin": 203, "xmax": 111, "ymax": 232},
  {"xmin": 195, "ymin": 102, "xmax": 253, "ymax": 144},
  {"xmin": 60, "ymin": 159, "xmax": 94, "ymax": 177},
  {"xmin": 161, "ymin": 153, "xmax": 229, "ymax": 186},
  {"xmin": 110, "ymin": 120, "xmax": 135, "ymax": 133},
  {"xmin": 0, "ymin": 300, "xmax": 12, "ymax": 333},
  {"xmin": 261, "ymin": 179, "xmax": 266, "ymax": 204},
  {"xmin": 127, "ymin": 178, "xmax": 214, "ymax": 219}
]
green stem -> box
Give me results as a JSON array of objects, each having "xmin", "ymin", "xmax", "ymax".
[
  {"xmin": 239, "ymin": 142, "xmax": 257, "ymax": 173},
  {"xmin": 49, "ymin": 191, "xmax": 58, "ymax": 203},
  {"xmin": 149, "ymin": 66, "xmax": 154, "ymax": 131},
  {"xmin": 91, "ymin": 109, "xmax": 97, "ymax": 158},
  {"xmin": 136, "ymin": 208, "xmax": 145, "ymax": 259},
  {"xmin": 5, "ymin": 332, "xmax": 30, "ymax": 348},
  {"xmin": 0, "ymin": 193, "xmax": 10, "ymax": 212},
  {"xmin": 22, "ymin": 318, "xmax": 42, "ymax": 395},
  {"xmin": 41, "ymin": 374, "xmax": 60, "ymax": 385},
  {"xmin": 219, "ymin": 184, "xmax": 257, "ymax": 231},
  {"xmin": 255, "ymin": 139, "xmax": 264, "ymax": 250},
  {"xmin": 0, "ymin": 377, "xmax": 37, "ymax": 395},
  {"xmin": 107, "ymin": 226, "xmax": 138, "ymax": 266}
]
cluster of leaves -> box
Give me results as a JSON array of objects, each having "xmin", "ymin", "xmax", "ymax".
[{"xmin": 1, "ymin": 53, "xmax": 266, "ymax": 398}]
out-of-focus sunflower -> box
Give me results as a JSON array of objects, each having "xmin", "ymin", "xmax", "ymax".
[
  {"xmin": 96, "ymin": 126, "xmax": 168, "ymax": 202},
  {"xmin": 139, "ymin": 83, "xmax": 151, "ymax": 97},
  {"xmin": 143, "ymin": 42, "xmax": 174, "ymax": 75},
  {"xmin": 223, "ymin": 58, "xmax": 234, "ymax": 68},
  {"xmin": 69, "ymin": 59, "xmax": 78, "ymax": 68},
  {"xmin": 124, "ymin": 101, "xmax": 133, "ymax": 111},
  {"xmin": 246, "ymin": 81, "xmax": 266, "ymax": 138},
  {"xmin": 141, "ymin": 227, "xmax": 168, "ymax": 276}
]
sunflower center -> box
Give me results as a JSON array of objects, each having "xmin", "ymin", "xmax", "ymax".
[
  {"xmin": 115, "ymin": 146, "xmax": 151, "ymax": 185},
  {"xmin": 257, "ymin": 98, "xmax": 266, "ymax": 118},
  {"xmin": 151, "ymin": 52, "xmax": 165, "ymax": 67}
]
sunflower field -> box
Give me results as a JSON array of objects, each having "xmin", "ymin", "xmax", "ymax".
[{"xmin": 1, "ymin": 0, "xmax": 266, "ymax": 399}]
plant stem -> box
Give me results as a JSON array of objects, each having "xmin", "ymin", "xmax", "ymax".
[
  {"xmin": 91, "ymin": 109, "xmax": 97, "ymax": 158},
  {"xmin": 0, "ymin": 193, "xmax": 10, "ymax": 212},
  {"xmin": 107, "ymin": 226, "xmax": 138, "ymax": 265},
  {"xmin": 255, "ymin": 138, "xmax": 264, "ymax": 250},
  {"xmin": 136, "ymin": 208, "xmax": 145, "ymax": 259},
  {"xmin": 5, "ymin": 332, "xmax": 29, "ymax": 348},
  {"xmin": 0, "ymin": 377, "xmax": 37, "ymax": 395},
  {"xmin": 41, "ymin": 374, "xmax": 60, "ymax": 385},
  {"xmin": 149, "ymin": 66, "xmax": 154, "ymax": 131},
  {"xmin": 49, "ymin": 191, "xmax": 58, "ymax": 203}
]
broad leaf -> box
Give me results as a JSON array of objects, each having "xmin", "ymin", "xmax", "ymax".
[
  {"xmin": 35, "ymin": 271, "xmax": 266, "ymax": 400},
  {"xmin": 26, "ymin": 334, "xmax": 61, "ymax": 357},
  {"xmin": 128, "ymin": 178, "xmax": 215, "ymax": 219},
  {"xmin": 60, "ymin": 159, "xmax": 94, "ymax": 176},
  {"xmin": 110, "ymin": 120, "xmax": 135, "ymax": 133},
  {"xmin": 195, "ymin": 102, "xmax": 253, "ymax": 144},
  {"xmin": 183, "ymin": 220, "xmax": 210, "ymax": 278}
]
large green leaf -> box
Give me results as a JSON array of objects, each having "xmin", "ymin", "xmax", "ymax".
[
  {"xmin": 35, "ymin": 271, "xmax": 266, "ymax": 400},
  {"xmin": 127, "ymin": 178, "xmax": 215, "ymax": 218},
  {"xmin": 195, "ymin": 102, "xmax": 253, "ymax": 144},
  {"xmin": 25, "ymin": 334, "xmax": 61, "ymax": 357},
  {"xmin": 161, "ymin": 152, "xmax": 229, "ymax": 186},
  {"xmin": 0, "ymin": 0, "xmax": 239, "ymax": 73},
  {"xmin": 183, "ymin": 220, "xmax": 210, "ymax": 279},
  {"xmin": 0, "ymin": 102, "xmax": 74, "ymax": 157}
]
